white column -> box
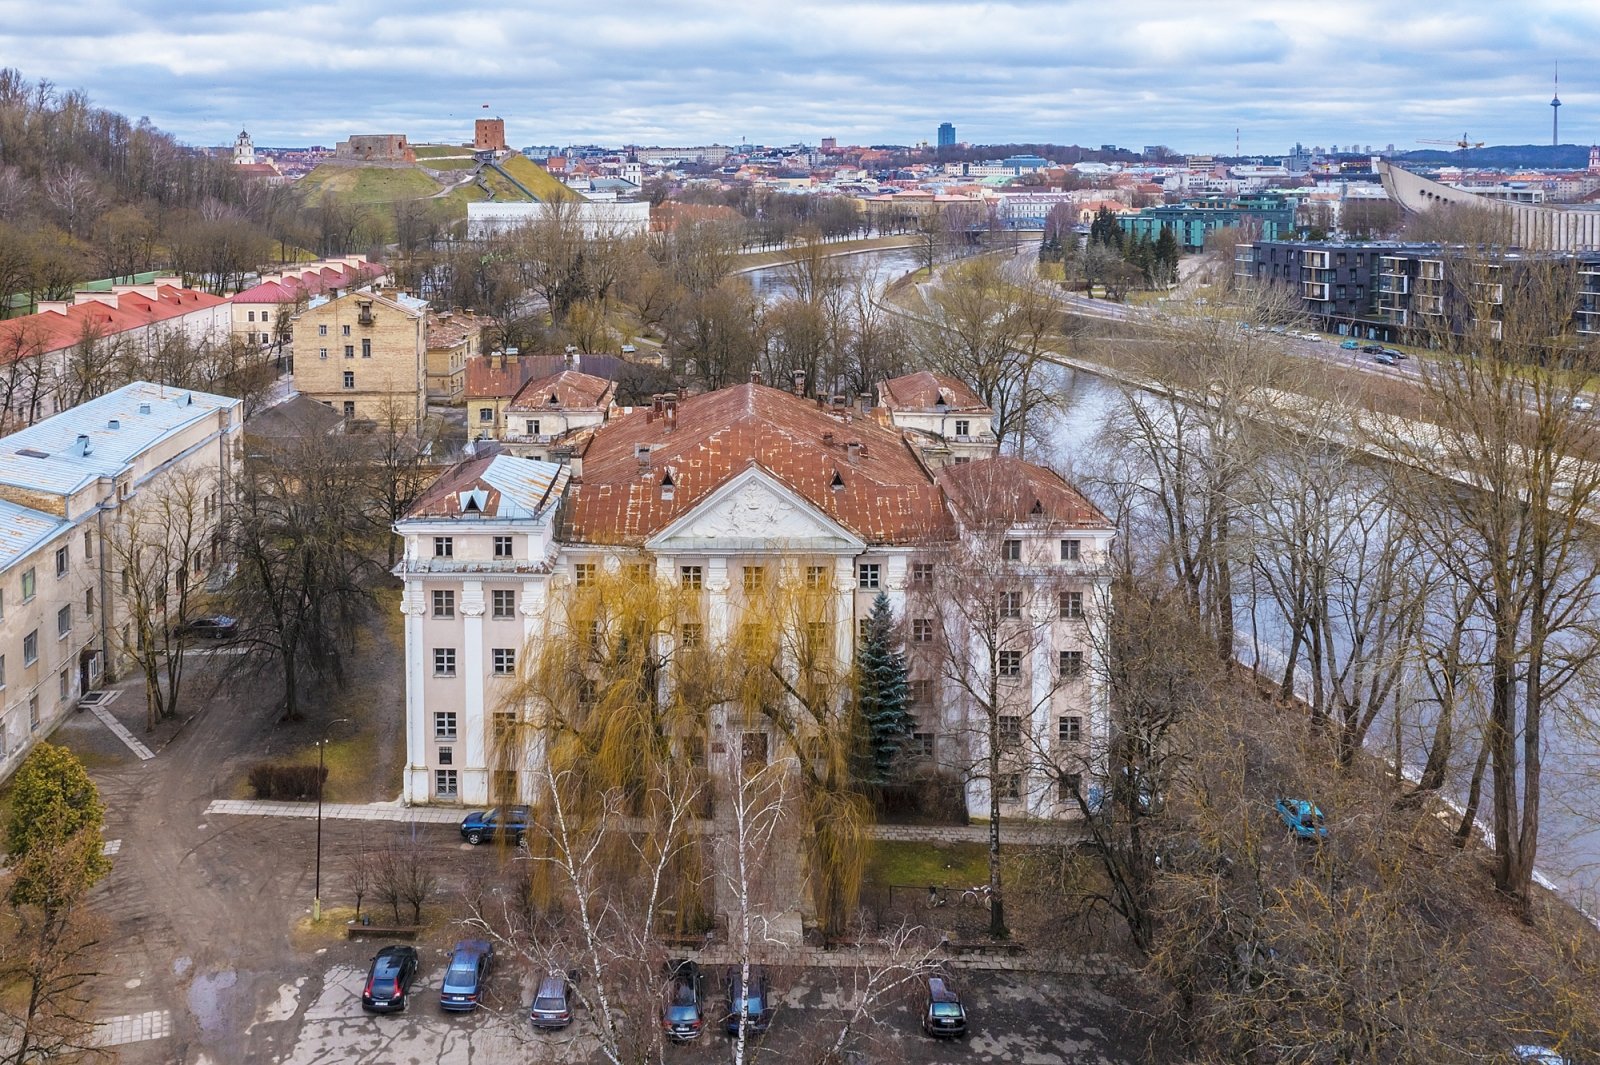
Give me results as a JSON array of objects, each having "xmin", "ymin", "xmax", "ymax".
[
  {"xmin": 706, "ymin": 557, "xmax": 731, "ymax": 644},
  {"xmin": 461, "ymin": 578, "xmax": 487, "ymax": 805},
  {"xmin": 1027, "ymin": 591, "xmax": 1055, "ymax": 818},
  {"xmin": 833, "ymin": 556, "xmax": 856, "ymax": 667},
  {"xmin": 400, "ymin": 581, "xmax": 430, "ymax": 804}
]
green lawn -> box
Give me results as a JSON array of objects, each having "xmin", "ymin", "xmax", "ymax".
[
  {"xmin": 498, "ymin": 155, "xmax": 580, "ymax": 202},
  {"xmin": 296, "ymin": 163, "xmax": 443, "ymax": 205},
  {"xmin": 866, "ymin": 840, "xmax": 989, "ymax": 890}
]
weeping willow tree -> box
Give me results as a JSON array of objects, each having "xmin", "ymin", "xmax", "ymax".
[
  {"xmin": 729, "ymin": 561, "xmax": 872, "ymax": 937},
  {"xmin": 504, "ymin": 559, "xmax": 715, "ymax": 933}
]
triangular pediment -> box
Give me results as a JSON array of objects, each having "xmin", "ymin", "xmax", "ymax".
[{"xmin": 645, "ymin": 466, "xmax": 865, "ymax": 553}]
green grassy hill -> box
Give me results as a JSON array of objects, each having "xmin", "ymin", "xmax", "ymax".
[
  {"xmin": 498, "ymin": 155, "xmax": 581, "ymax": 202},
  {"xmin": 297, "ymin": 163, "xmax": 443, "ymax": 204}
]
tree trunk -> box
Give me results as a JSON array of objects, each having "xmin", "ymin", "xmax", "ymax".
[
  {"xmin": 987, "ymin": 702, "xmax": 1007, "ymax": 939},
  {"xmin": 1456, "ymin": 734, "xmax": 1492, "ymax": 847}
]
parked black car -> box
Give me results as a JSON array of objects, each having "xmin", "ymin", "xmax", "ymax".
[
  {"xmin": 723, "ymin": 966, "xmax": 772, "ymax": 1036},
  {"xmin": 920, "ymin": 975, "xmax": 967, "ymax": 1038},
  {"xmin": 361, "ymin": 945, "xmax": 419, "ymax": 1013},
  {"xmin": 440, "ymin": 939, "xmax": 493, "ymax": 1012},
  {"xmin": 530, "ymin": 972, "xmax": 576, "ymax": 1029},
  {"xmin": 661, "ymin": 959, "xmax": 705, "ymax": 1041},
  {"xmin": 172, "ymin": 615, "xmax": 238, "ymax": 640},
  {"xmin": 459, "ymin": 805, "xmax": 531, "ymax": 845}
]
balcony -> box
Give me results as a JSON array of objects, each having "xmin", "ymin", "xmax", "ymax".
[
  {"xmin": 1420, "ymin": 259, "xmax": 1444, "ymax": 281},
  {"xmin": 1302, "ymin": 250, "xmax": 1330, "ymax": 270},
  {"xmin": 1302, "ymin": 281, "xmax": 1330, "ymax": 302},
  {"xmin": 395, "ymin": 557, "xmax": 554, "ymax": 577},
  {"xmin": 1377, "ymin": 275, "xmax": 1409, "ymax": 295}
]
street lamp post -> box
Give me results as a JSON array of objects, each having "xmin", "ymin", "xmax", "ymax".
[{"xmin": 312, "ymin": 717, "xmax": 351, "ymax": 923}]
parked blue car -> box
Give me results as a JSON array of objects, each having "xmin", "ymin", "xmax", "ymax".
[
  {"xmin": 1340, "ymin": 339, "xmax": 1360, "ymax": 350},
  {"xmin": 1274, "ymin": 798, "xmax": 1328, "ymax": 841},
  {"xmin": 460, "ymin": 805, "xmax": 530, "ymax": 845},
  {"xmin": 440, "ymin": 939, "xmax": 494, "ymax": 1012}
]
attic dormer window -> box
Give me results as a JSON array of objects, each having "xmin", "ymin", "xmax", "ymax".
[
  {"xmin": 660, "ymin": 470, "xmax": 675, "ymax": 500},
  {"xmin": 831, "ymin": 469, "xmax": 845, "ymax": 491},
  {"xmin": 1030, "ymin": 498, "xmax": 1045, "ymax": 516},
  {"xmin": 548, "ymin": 393, "xmax": 560, "ymax": 406},
  {"xmin": 459, "ymin": 488, "xmax": 489, "ymax": 514}
]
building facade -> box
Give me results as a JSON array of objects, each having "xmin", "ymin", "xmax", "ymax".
[
  {"xmin": 290, "ymin": 289, "xmax": 428, "ymax": 427},
  {"xmin": 0, "ymin": 383, "xmax": 241, "ymax": 780},
  {"xmin": 499, "ymin": 370, "xmax": 615, "ymax": 460},
  {"xmin": 1120, "ymin": 194, "xmax": 1298, "ymax": 251},
  {"xmin": 938, "ymin": 122, "xmax": 956, "ymax": 149},
  {"xmin": 395, "ymin": 380, "xmax": 1113, "ymax": 818},
  {"xmin": 229, "ymin": 257, "xmax": 385, "ymax": 349},
  {"xmin": 424, "ymin": 310, "xmax": 491, "ymax": 405}
]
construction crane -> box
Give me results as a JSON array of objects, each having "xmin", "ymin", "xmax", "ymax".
[{"xmin": 1418, "ymin": 133, "xmax": 1486, "ymax": 167}]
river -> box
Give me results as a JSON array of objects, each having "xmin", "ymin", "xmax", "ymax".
[{"xmin": 742, "ymin": 244, "xmax": 1600, "ymax": 912}]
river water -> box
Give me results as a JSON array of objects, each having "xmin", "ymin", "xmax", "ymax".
[{"xmin": 741, "ymin": 247, "xmax": 1600, "ymax": 911}]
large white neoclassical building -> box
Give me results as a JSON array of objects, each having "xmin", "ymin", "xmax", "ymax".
[{"xmin": 394, "ymin": 374, "xmax": 1113, "ymax": 818}]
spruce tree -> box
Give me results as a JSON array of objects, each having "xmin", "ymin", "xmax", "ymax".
[
  {"xmin": 856, "ymin": 592, "xmax": 914, "ymax": 787},
  {"xmin": 1155, "ymin": 225, "xmax": 1181, "ymax": 286}
]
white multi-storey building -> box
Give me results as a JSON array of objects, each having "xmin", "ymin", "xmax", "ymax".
[{"xmin": 394, "ymin": 377, "xmax": 1112, "ymax": 816}]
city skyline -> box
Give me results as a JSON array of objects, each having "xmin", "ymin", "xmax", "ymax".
[{"xmin": 1, "ymin": 0, "xmax": 1596, "ymax": 154}]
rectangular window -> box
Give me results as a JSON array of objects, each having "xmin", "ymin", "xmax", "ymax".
[
  {"xmin": 478, "ymin": 407, "xmax": 493, "ymax": 423},
  {"xmin": 998, "ymin": 715, "xmax": 1022, "ymax": 747},
  {"xmin": 998, "ymin": 649, "xmax": 1021, "ymax": 677},
  {"xmin": 858, "ymin": 618, "xmax": 871, "ymax": 643},
  {"xmin": 742, "ymin": 566, "xmax": 765, "ymax": 593},
  {"xmin": 21, "ymin": 630, "xmax": 36, "ymax": 666},
  {"xmin": 806, "ymin": 620, "xmax": 829, "ymax": 653},
  {"xmin": 1059, "ymin": 774, "xmax": 1082, "ymax": 804},
  {"xmin": 56, "ymin": 605, "xmax": 70, "ymax": 637},
  {"xmin": 342, "ymin": 324, "xmax": 351, "ymax": 336},
  {"xmin": 319, "ymin": 347, "xmax": 328, "ymax": 360},
  {"xmin": 58, "ymin": 670, "xmax": 67, "ymax": 702},
  {"xmin": 1002, "ymin": 539, "xmax": 1021, "ymax": 561},
  {"xmin": 680, "ymin": 622, "xmax": 703, "ymax": 649},
  {"xmin": 910, "ymin": 562, "xmax": 934, "ymax": 587},
  {"xmin": 492, "ymin": 647, "xmax": 516, "ymax": 675},
  {"xmin": 911, "ymin": 732, "xmax": 935, "ymax": 758},
  {"xmin": 343, "ymin": 344, "xmax": 354, "ymax": 359},
  {"xmin": 1058, "ymin": 715, "xmax": 1083, "ymax": 743},
  {"xmin": 83, "ymin": 530, "xmax": 93, "ymax": 561},
  {"xmin": 492, "ymin": 711, "xmax": 516, "ymax": 743},
  {"xmin": 493, "ymin": 535, "xmax": 513, "ymax": 558},
  {"xmin": 0, "ymin": 654, "xmax": 5, "ymax": 688},
  {"xmin": 574, "ymin": 562, "xmax": 596, "ymax": 587},
  {"xmin": 342, "ymin": 370, "xmax": 354, "ymax": 389},
  {"xmin": 434, "ymin": 711, "xmax": 457, "ymax": 739},
  {"xmin": 1060, "ymin": 539, "xmax": 1081, "ymax": 562},
  {"xmin": 910, "ymin": 678, "xmax": 933, "ymax": 706},
  {"xmin": 318, "ymin": 323, "xmax": 328, "ymax": 336},
  {"xmin": 1060, "ymin": 591, "xmax": 1084, "ymax": 619},
  {"xmin": 805, "ymin": 565, "xmax": 828, "ymax": 589},
  {"xmin": 437, "ymin": 745, "xmax": 453, "ymax": 766},
  {"xmin": 433, "ymin": 647, "xmax": 457, "ymax": 676},
  {"xmin": 912, "ymin": 618, "xmax": 933, "ymax": 643},
  {"xmin": 681, "ymin": 565, "xmax": 703, "ymax": 590},
  {"xmin": 1000, "ymin": 590, "xmax": 1022, "ymax": 619},
  {"xmin": 21, "ymin": 567, "xmax": 35, "ymax": 601},
  {"xmin": 626, "ymin": 563, "xmax": 651, "ymax": 585},
  {"xmin": 343, "ymin": 401, "xmax": 355, "ymax": 418},
  {"xmin": 954, "ymin": 419, "xmax": 970, "ymax": 437},
  {"xmin": 998, "ymin": 772, "xmax": 1022, "ymax": 802},
  {"xmin": 361, "ymin": 338, "xmax": 371, "ymax": 358},
  {"xmin": 432, "ymin": 590, "xmax": 455, "ymax": 618},
  {"xmin": 1060, "ymin": 650, "xmax": 1084, "ymax": 678},
  {"xmin": 857, "ymin": 563, "xmax": 880, "ymax": 589},
  {"xmin": 434, "ymin": 536, "xmax": 453, "ymax": 558},
  {"xmin": 492, "ymin": 589, "xmax": 516, "ymax": 618},
  {"xmin": 435, "ymin": 769, "xmax": 458, "ymax": 798},
  {"xmin": 28, "ymin": 695, "xmax": 39, "ymax": 732}
]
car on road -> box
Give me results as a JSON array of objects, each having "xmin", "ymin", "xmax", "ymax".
[
  {"xmin": 661, "ymin": 959, "xmax": 705, "ymax": 1041},
  {"xmin": 1362, "ymin": 344, "xmax": 1385, "ymax": 354},
  {"xmin": 724, "ymin": 966, "xmax": 772, "ymax": 1036},
  {"xmin": 362, "ymin": 945, "xmax": 419, "ymax": 1013},
  {"xmin": 440, "ymin": 939, "xmax": 493, "ymax": 1012},
  {"xmin": 921, "ymin": 975, "xmax": 968, "ymax": 1038},
  {"xmin": 1574, "ymin": 397, "xmax": 1594, "ymax": 413},
  {"xmin": 172, "ymin": 615, "xmax": 238, "ymax": 640},
  {"xmin": 1303, "ymin": 333, "xmax": 1322, "ymax": 342},
  {"xmin": 1275, "ymin": 798, "xmax": 1328, "ymax": 842},
  {"xmin": 1381, "ymin": 347, "xmax": 1407, "ymax": 359},
  {"xmin": 1340, "ymin": 339, "xmax": 1360, "ymax": 349},
  {"xmin": 1375, "ymin": 352, "xmax": 1398, "ymax": 366},
  {"xmin": 459, "ymin": 805, "xmax": 530, "ymax": 845},
  {"xmin": 1513, "ymin": 1048, "xmax": 1570, "ymax": 1065},
  {"xmin": 530, "ymin": 972, "xmax": 576, "ymax": 1029}
]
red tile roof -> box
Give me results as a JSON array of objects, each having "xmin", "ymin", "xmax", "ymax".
[
  {"xmin": 936, "ymin": 456, "xmax": 1111, "ymax": 530},
  {"xmin": 508, "ymin": 370, "xmax": 615, "ymax": 412},
  {"xmin": 561, "ymin": 383, "xmax": 954, "ymax": 546},
  {"xmin": 465, "ymin": 354, "xmax": 551, "ymax": 401},
  {"xmin": 878, "ymin": 371, "xmax": 991, "ymax": 413},
  {"xmin": 0, "ymin": 285, "xmax": 227, "ymax": 365}
]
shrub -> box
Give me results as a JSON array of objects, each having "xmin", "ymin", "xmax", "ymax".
[{"xmin": 247, "ymin": 763, "xmax": 329, "ymax": 800}]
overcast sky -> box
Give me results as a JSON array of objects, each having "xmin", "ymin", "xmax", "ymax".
[{"xmin": 1, "ymin": 0, "xmax": 1595, "ymax": 154}]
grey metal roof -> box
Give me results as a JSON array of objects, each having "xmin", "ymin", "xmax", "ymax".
[
  {"xmin": 0, "ymin": 382, "xmax": 240, "ymax": 498},
  {"xmin": 0, "ymin": 498, "xmax": 67, "ymax": 572}
]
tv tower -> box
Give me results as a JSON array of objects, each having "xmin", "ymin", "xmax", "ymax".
[{"xmin": 1552, "ymin": 63, "xmax": 1562, "ymax": 147}]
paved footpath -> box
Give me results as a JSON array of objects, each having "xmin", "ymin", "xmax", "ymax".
[{"xmin": 203, "ymin": 799, "xmax": 1089, "ymax": 844}]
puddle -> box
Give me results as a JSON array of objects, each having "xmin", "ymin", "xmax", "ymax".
[{"xmin": 188, "ymin": 969, "xmax": 238, "ymax": 1034}]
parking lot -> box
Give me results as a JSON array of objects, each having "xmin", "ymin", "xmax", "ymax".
[{"xmin": 267, "ymin": 958, "xmax": 1140, "ymax": 1064}]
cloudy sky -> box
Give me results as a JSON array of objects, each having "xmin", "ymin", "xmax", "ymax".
[{"xmin": 2, "ymin": 0, "xmax": 1595, "ymax": 154}]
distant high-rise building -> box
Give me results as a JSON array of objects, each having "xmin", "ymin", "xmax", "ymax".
[
  {"xmin": 938, "ymin": 122, "xmax": 955, "ymax": 149},
  {"xmin": 820, "ymin": 136, "xmax": 837, "ymax": 152}
]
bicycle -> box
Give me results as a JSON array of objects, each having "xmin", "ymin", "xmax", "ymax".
[{"xmin": 958, "ymin": 884, "xmax": 993, "ymax": 906}]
